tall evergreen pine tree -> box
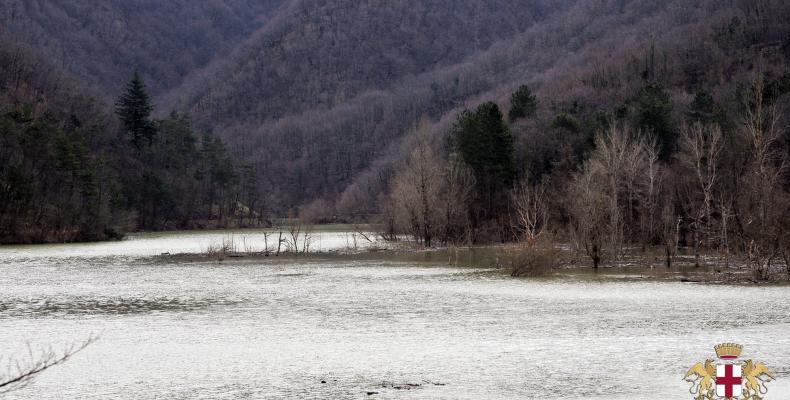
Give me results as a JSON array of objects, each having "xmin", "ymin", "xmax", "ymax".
[
  {"xmin": 116, "ymin": 71, "xmax": 155, "ymax": 149},
  {"xmin": 452, "ymin": 102, "xmax": 515, "ymax": 224}
]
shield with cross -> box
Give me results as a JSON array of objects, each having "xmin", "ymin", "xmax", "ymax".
[
  {"xmin": 715, "ymin": 343, "xmax": 742, "ymax": 398},
  {"xmin": 715, "ymin": 362, "xmax": 742, "ymax": 398}
]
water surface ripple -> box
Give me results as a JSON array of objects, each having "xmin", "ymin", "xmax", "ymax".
[{"xmin": 1, "ymin": 232, "xmax": 789, "ymax": 399}]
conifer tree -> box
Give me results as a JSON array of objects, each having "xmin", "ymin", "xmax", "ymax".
[
  {"xmin": 452, "ymin": 102, "xmax": 515, "ymax": 226},
  {"xmin": 633, "ymin": 83, "xmax": 675, "ymax": 157},
  {"xmin": 686, "ymin": 90, "xmax": 717, "ymax": 124},
  {"xmin": 508, "ymin": 84, "xmax": 537, "ymax": 122},
  {"xmin": 115, "ymin": 71, "xmax": 155, "ymax": 149}
]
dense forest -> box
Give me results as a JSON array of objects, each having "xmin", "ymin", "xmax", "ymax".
[
  {"xmin": 386, "ymin": 73, "xmax": 790, "ymax": 279},
  {"xmin": 0, "ymin": 32, "xmax": 263, "ymax": 243},
  {"xmin": 172, "ymin": 0, "xmax": 790, "ymax": 218},
  {"xmin": 1, "ymin": 0, "xmax": 789, "ymax": 275}
]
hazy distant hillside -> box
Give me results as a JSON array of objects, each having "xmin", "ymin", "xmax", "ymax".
[
  {"xmin": 169, "ymin": 0, "xmax": 572, "ymax": 123},
  {"xmin": 0, "ymin": 0, "xmax": 285, "ymax": 96}
]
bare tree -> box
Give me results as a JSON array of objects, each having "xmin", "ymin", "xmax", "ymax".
[
  {"xmin": 353, "ymin": 224, "xmax": 376, "ymax": 246},
  {"xmin": 390, "ymin": 132, "xmax": 443, "ymax": 247},
  {"xmin": 377, "ymin": 197, "xmax": 399, "ymax": 242},
  {"xmin": 568, "ymin": 124, "xmax": 658, "ymax": 267},
  {"xmin": 282, "ymin": 212, "xmax": 315, "ymax": 254},
  {"xmin": 286, "ymin": 214, "xmax": 302, "ymax": 253},
  {"xmin": 718, "ymin": 194, "xmax": 733, "ymax": 268},
  {"xmin": 735, "ymin": 76, "xmax": 788, "ymax": 280},
  {"xmin": 301, "ymin": 218, "xmax": 315, "ymax": 253},
  {"xmin": 659, "ymin": 195, "xmax": 681, "ymax": 268},
  {"xmin": 510, "ymin": 179, "xmax": 548, "ymax": 246},
  {"xmin": 641, "ymin": 140, "xmax": 662, "ymax": 245},
  {"xmin": 1, "ymin": 336, "xmax": 96, "ymax": 394},
  {"xmin": 262, "ymin": 231, "xmax": 271, "ymax": 255},
  {"xmin": 587, "ymin": 124, "xmax": 637, "ymax": 258},
  {"xmin": 442, "ymin": 153, "xmax": 475, "ymax": 245},
  {"xmin": 677, "ymin": 122, "xmax": 724, "ymax": 266},
  {"xmin": 269, "ymin": 219, "xmax": 287, "ymax": 256},
  {"xmin": 568, "ymin": 163, "xmax": 608, "ymax": 268}
]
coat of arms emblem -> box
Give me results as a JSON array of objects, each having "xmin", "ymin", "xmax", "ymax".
[{"xmin": 684, "ymin": 343, "xmax": 774, "ymax": 399}]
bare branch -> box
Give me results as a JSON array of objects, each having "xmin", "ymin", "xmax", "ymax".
[{"xmin": 0, "ymin": 335, "xmax": 98, "ymax": 394}]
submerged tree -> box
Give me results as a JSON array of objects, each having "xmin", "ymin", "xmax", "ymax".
[
  {"xmin": 568, "ymin": 162, "xmax": 608, "ymax": 269},
  {"xmin": 735, "ymin": 76, "xmax": 789, "ymax": 280},
  {"xmin": 441, "ymin": 153, "xmax": 475, "ymax": 244},
  {"xmin": 677, "ymin": 122, "xmax": 725, "ymax": 267},
  {"xmin": 390, "ymin": 132, "xmax": 444, "ymax": 247},
  {"xmin": 510, "ymin": 179, "xmax": 548, "ymax": 246},
  {"xmin": 568, "ymin": 124, "xmax": 660, "ymax": 267},
  {"xmin": 387, "ymin": 119, "xmax": 477, "ymax": 247}
]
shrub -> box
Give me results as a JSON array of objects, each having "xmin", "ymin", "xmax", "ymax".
[{"xmin": 507, "ymin": 236, "xmax": 562, "ymax": 277}]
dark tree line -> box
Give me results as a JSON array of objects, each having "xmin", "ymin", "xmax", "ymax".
[
  {"xmin": 112, "ymin": 72, "xmax": 267, "ymax": 232},
  {"xmin": 0, "ymin": 103, "xmax": 122, "ymax": 243},
  {"xmin": 382, "ymin": 0, "xmax": 790, "ymax": 276},
  {"xmin": 0, "ymin": 32, "xmax": 264, "ymax": 243},
  {"xmin": 451, "ymin": 102, "xmax": 515, "ymax": 240},
  {"xmin": 387, "ymin": 69, "xmax": 790, "ymax": 280}
]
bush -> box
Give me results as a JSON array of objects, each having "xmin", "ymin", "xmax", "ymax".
[
  {"xmin": 507, "ymin": 236, "xmax": 562, "ymax": 277},
  {"xmin": 205, "ymin": 238, "xmax": 235, "ymax": 261}
]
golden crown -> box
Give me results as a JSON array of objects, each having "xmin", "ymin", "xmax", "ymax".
[{"xmin": 714, "ymin": 343, "xmax": 743, "ymax": 359}]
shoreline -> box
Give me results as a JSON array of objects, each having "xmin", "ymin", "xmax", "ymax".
[
  {"xmin": 4, "ymin": 226, "xmax": 786, "ymax": 285},
  {"xmin": 158, "ymin": 241, "xmax": 790, "ymax": 285}
]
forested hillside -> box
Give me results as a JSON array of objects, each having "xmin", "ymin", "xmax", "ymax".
[
  {"xmin": 0, "ymin": 0, "xmax": 285, "ymax": 96},
  {"xmin": 0, "ymin": 31, "xmax": 263, "ymax": 244},
  {"xmin": 167, "ymin": 0, "xmax": 572, "ymax": 122},
  {"xmin": 0, "ymin": 31, "xmax": 125, "ymax": 243},
  {"xmin": 1, "ymin": 0, "xmax": 789, "ymax": 255},
  {"xmin": 376, "ymin": 0, "xmax": 790, "ymax": 279},
  {"xmin": 160, "ymin": 0, "xmax": 790, "ymax": 217}
]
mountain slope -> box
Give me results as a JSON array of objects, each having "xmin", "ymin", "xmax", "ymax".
[
  {"xmin": 0, "ymin": 0, "xmax": 285, "ymax": 96},
  {"xmin": 3, "ymin": 0, "xmax": 789, "ymax": 219},
  {"xmin": 0, "ymin": 29, "xmax": 267, "ymax": 243},
  {"xmin": 167, "ymin": 0, "xmax": 573, "ymax": 123},
  {"xmin": 0, "ymin": 29, "xmax": 127, "ymax": 242},
  {"xmin": 169, "ymin": 0, "xmax": 790, "ymax": 214}
]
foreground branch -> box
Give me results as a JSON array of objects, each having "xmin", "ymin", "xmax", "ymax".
[{"xmin": 0, "ymin": 335, "xmax": 98, "ymax": 394}]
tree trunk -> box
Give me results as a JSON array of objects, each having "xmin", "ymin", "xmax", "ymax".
[
  {"xmin": 693, "ymin": 224, "xmax": 700, "ymax": 268},
  {"xmin": 665, "ymin": 245, "xmax": 672, "ymax": 268},
  {"xmin": 592, "ymin": 244, "xmax": 600, "ymax": 269}
]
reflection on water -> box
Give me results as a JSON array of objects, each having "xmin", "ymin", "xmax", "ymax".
[{"xmin": 1, "ymin": 231, "xmax": 790, "ymax": 399}]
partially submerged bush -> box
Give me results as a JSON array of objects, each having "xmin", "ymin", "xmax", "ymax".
[
  {"xmin": 508, "ymin": 236, "xmax": 562, "ymax": 277},
  {"xmin": 205, "ymin": 239, "xmax": 235, "ymax": 261}
]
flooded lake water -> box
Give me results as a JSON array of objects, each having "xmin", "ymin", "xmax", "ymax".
[{"xmin": 1, "ymin": 230, "xmax": 789, "ymax": 399}]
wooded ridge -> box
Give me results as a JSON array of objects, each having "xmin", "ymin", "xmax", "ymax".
[{"xmin": 0, "ymin": 0, "xmax": 788, "ymax": 275}]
